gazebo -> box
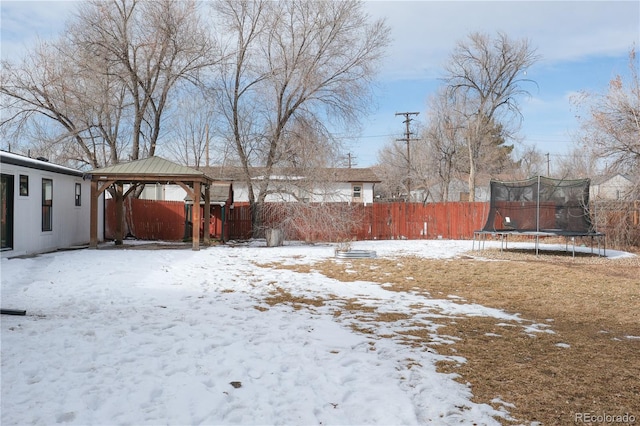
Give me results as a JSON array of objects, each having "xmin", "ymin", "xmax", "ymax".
[{"xmin": 87, "ymin": 156, "xmax": 214, "ymax": 250}]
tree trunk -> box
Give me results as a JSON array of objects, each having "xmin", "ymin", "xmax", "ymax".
[{"xmin": 468, "ymin": 136, "xmax": 477, "ymax": 202}]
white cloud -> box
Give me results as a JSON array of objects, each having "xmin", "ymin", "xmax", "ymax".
[
  {"xmin": 1, "ymin": 1, "xmax": 78, "ymax": 60},
  {"xmin": 365, "ymin": 1, "xmax": 639, "ymax": 80}
]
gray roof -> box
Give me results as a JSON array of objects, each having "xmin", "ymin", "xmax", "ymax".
[
  {"xmin": 1, "ymin": 150, "xmax": 84, "ymax": 177},
  {"xmin": 209, "ymin": 183, "xmax": 232, "ymax": 201},
  {"xmin": 185, "ymin": 183, "xmax": 233, "ymax": 204},
  {"xmin": 91, "ymin": 156, "xmax": 207, "ymax": 177},
  {"xmin": 201, "ymin": 166, "xmax": 380, "ymax": 183},
  {"xmin": 591, "ymin": 174, "xmax": 635, "ymax": 186}
]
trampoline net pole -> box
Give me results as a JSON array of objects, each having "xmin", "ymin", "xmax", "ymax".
[{"xmin": 536, "ymin": 175, "xmax": 540, "ymax": 233}]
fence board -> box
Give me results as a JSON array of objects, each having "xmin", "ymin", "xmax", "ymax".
[
  {"xmin": 105, "ymin": 199, "xmax": 186, "ymax": 241},
  {"xmin": 106, "ymin": 200, "xmax": 491, "ymax": 242},
  {"xmin": 255, "ymin": 201, "xmax": 488, "ymax": 241}
]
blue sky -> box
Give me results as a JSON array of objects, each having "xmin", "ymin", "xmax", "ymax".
[{"xmin": 2, "ymin": 1, "xmax": 639, "ymax": 167}]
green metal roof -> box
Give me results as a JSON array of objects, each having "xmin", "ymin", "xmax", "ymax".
[{"xmin": 91, "ymin": 156, "xmax": 206, "ymax": 177}]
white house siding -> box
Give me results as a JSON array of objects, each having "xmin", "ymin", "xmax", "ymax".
[
  {"xmin": 223, "ymin": 181, "xmax": 375, "ymax": 204},
  {"xmin": 1, "ymin": 152, "xmax": 101, "ymax": 257},
  {"xmin": 140, "ymin": 181, "xmax": 375, "ymax": 205}
]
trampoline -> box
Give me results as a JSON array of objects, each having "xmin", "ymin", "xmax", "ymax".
[{"xmin": 473, "ymin": 176, "xmax": 606, "ymax": 256}]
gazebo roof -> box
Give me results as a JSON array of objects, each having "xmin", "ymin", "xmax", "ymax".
[{"xmin": 90, "ymin": 156, "xmax": 209, "ymax": 182}]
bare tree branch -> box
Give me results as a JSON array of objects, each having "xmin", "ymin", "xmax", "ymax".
[{"xmin": 443, "ymin": 31, "xmax": 539, "ymax": 200}]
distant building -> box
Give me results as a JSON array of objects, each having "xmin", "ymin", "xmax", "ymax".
[
  {"xmin": 141, "ymin": 166, "xmax": 380, "ymax": 205},
  {"xmin": 590, "ymin": 174, "xmax": 636, "ymax": 200}
]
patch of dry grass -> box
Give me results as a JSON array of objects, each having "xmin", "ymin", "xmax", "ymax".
[
  {"xmin": 262, "ymin": 286, "xmax": 326, "ymax": 310},
  {"xmin": 258, "ymin": 249, "xmax": 640, "ymax": 425}
]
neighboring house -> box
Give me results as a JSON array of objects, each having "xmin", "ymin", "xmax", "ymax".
[
  {"xmin": 590, "ymin": 174, "xmax": 636, "ymax": 200},
  {"xmin": 141, "ymin": 166, "xmax": 380, "ymax": 205},
  {"xmin": 209, "ymin": 167, "xmax": 380, "ymax": 205},
  {"xmin": 1, "ymin": 150, "xmax": 103, "ymax": 257}
]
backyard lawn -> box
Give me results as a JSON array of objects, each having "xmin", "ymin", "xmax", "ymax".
[
  {"xmin": 2, "ymin": 239, "xmax": 638, "ymax": 425},
  {"xmin": 270, "ymin": 247, "xmax": 640, "ymax": 425}
]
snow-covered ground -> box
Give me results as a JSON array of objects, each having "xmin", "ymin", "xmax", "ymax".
[{"xmin": 1, "ymin": 239, "xmax": 633, "ymax": 425}]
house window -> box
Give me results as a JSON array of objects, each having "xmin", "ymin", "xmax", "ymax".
[
  {"xmin": 19, "ymin": 175, "xmax": 29, "ymax": 196},
  {"xmin": 75, "ymin": 183, "xmax": 81, "ymax": 206},
  {"xmin": 42, "ymin": 179, "xmax": 53, "ymax": 231},
  {"xmin": 352, "ymin": 184, "xmax": 363, "ymax": 201}
]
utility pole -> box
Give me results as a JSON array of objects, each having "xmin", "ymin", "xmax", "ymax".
[
  {"xmin": 395, "ymin": 112, "xmax": 420, "ymax": 202},
  {"xmin": 546, "ymin": 152, "xmax": 550, "ymax": 176}
]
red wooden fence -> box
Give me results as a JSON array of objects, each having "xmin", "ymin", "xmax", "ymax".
[
  {"xmin": 106, "ymin": 200, "xmax": 490, "ymax": 242},
  {"xmin": 361, "ymin": 202, "xmax": 488, "ymax": 240},
  {"xmin": 105, "ymin": 198, "xmax": 187, "ymax": 241}
]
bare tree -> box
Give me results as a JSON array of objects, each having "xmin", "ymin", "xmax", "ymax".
[
  {"xmin": 1, "ymin": 38, "xmax": 127, "ymax": 168},
  {"xmin": 554, "ymin": 148, "xmax": 600, "ymax": 180},
  {"xmin": 211, "ymin": 0, "xmax": 390, "ymax": 231},
  {"xmin": 1, "ymin": 0, "xmax": 220, "ymax": 168},
  {"xmin": 162, "ymin": 88, "xmax": 222, "ymax": 168},
  {"xmin": 374, "ymin": 140, "xmax": 412, "ymax": 201},
  {"xmin": 514, "ymin": 145, "xmax": 546, "ymax": 179},
  {"xmin": 70, "ymin": 0, "xmax": 219, "ymax": 162},
  {"xmin": 570, "ymin": 49, "xmax": 640, "ymax": 248},
  {"xmin": 443, "ymin": 32, "xmax": 539, "ymax": 200},
  {"xmin": 376, "ymin": 122, "xmax": 440, "ymax": 203},
  {"xmin": 572, "ymin": 48, "xmax": 640, "ymax": 175},
  {"xmin": 420, "ymin": 89, "xmax": 467, "ymax": 202}
]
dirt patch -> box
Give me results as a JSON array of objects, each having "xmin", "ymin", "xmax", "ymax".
[{"xmin": 259, "ymin": 249, "xmax": 640, "ymax": 425}]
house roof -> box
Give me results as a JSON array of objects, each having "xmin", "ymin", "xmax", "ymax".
[
  {"xmin": 200, "ymin": 166, "xmax": 380, "ymax": 183},
  {"xmin": 209, "ymin": 183, "xmax": 232, "ymax": 201},
  {"xmin": 590, "ymin": 174, "xmax": 634, "ymax": 186},
  {"xmin": 1, "ymin": 150, "xmax": 84, "ymax": 177}
]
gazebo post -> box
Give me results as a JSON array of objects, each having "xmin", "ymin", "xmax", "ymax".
[
  {"xmin": 203, "ymin": 184, "xmax": 211, "ymax": 246},
  {"xmin": 192, "ymin": 181, "xmax": 201, "ymax": 250},
  {"xmin": 115, "ymin": 182, "xmax": 124, "ymax": 245},
  {"xmin": 90, "ymin": 180, "xmax": 99, "ymax": 248}
]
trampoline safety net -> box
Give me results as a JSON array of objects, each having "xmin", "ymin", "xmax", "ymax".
[{"xmin": 482, "ymin": 176, "xmax": 594, "ymax": 234}]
